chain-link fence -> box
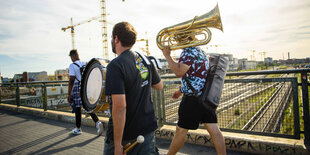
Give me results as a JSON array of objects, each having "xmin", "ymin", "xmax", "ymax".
[{"xmin": 158, "ymin": 76, "xmax": 299, "ymax": 139}]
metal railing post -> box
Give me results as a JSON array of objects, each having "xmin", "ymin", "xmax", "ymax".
[
  {"xmin": 16, "ymin": 84, "xmax": 20, "ymax": 107},
  {"xmin": 42, "ymin": 83, "xmax": 47, "ymax": 111},
  {"xmin": 0, "ymin": 86, "xmax": 2, "ymax": 103},
  {"xmin": 156, "ymin": 89, "xmax": 163, "ymax": 127},
  {"xmin": 161, "ymin": 85, "xmax": 166, "ymax": 124},
  {"xmin": 292, "ymin": 78, "xmax": 300, "ymax": 139},
  {"xmin": 301, "ymin": 72, "xmax": 310, "ymax": 147}
]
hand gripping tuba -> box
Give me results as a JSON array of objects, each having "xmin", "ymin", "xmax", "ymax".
[{"xmin": 156, "ymin": 3, "xmax": 223, "ymax": 50}]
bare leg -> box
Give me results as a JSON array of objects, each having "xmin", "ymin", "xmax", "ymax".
[
  {"xmin": 204, "ymin": 123, "xmax": 226, "ymax": 155},
  {"xmin": 167, "ymin": 126, "xmax": 188, "ymax": 155}
]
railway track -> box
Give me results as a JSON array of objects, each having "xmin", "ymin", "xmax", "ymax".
[
  {"xmin": 246, "ymin": 81, "xmax": 292, "ymax": 132},
  {"xmin": 220, "ymin": 74, "xmax": 293, "ymax": 132},
  {"xmin": 162, "ymin": 74, "xmax": 294, "ymax": 134}
]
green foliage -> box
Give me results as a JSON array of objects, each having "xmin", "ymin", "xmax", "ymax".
[{"xmin": 234, "ymin": 108, "xmax": 240, "ymax": 115}]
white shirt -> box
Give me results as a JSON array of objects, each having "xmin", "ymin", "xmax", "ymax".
[{"xmin": 69, "ymin": 60, "xmax": 86, "ymax": 82}]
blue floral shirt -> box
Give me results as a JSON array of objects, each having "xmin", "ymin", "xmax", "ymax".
[{"xmin": 178, "ymin": 47, "xmax": 209, "ymax": 96}]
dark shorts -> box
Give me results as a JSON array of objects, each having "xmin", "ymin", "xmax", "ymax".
[{"xmin": 178, "ymin": 95, "xmax": 217, "ymax": 130}]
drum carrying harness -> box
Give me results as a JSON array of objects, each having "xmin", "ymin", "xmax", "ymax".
[
  {"xmin": 185, "ymin": 54, "xmax": 229, "ymax": 110},
  {"xmin": 73, "ymin": 62, "xmax": 86, "ymax": 82}
]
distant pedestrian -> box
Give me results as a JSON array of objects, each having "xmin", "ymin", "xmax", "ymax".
[{"xmin": 67, "ymin": 49, "xmax": 103, "ymax": 135}]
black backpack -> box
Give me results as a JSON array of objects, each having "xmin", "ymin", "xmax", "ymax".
[
  {"xmin": 185, "ymin": 55, "xmax": 229, "ymax": 110},
  {"xmin": 73, "ymin": 62, "xmax": 86, "ymax": 82}
]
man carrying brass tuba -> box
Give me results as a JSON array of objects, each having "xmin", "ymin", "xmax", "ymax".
[
  {"xmin": 161, "ymin": 41, "xmax": 226, "ymax": 155},
  {"xmin": 159, "ymin": 4, "xmax": 226, "ymax": 155}
]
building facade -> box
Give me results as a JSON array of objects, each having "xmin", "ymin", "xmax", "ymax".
[
  {"xmin": 238, "ymin": 59, "xmax": 258, "ymax": 70},
  {"xmin": 264, "ymin": 57, "xmax": 273, "ymax": 64},
  {"xmin": 55, "ymin": 68, "xmax": 69, "ymax": 81},
  {"xmin": 13, "ymin": 71, "xmax": 48, "ymax": 82}
]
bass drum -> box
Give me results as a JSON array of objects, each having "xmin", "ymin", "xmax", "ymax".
[{"xmin": 80, "ymin": 58, "xmax": 110, "ymax": 112}]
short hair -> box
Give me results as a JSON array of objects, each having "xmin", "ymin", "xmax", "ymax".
[
  {"xmin": 112, "ymin": 22, "xmax": 137, "ymax": 47},
  {"xmin": 69, "ymin": 49, "xmax": 78, "ymax": 56}
]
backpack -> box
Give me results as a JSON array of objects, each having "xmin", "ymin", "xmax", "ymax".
[
  {"xmin": 186, "ymin": 54, "xmax": 229, "ymax": 110},
  {"xmin": 73, "ymin": 62, "xmax": 86, "ymax": 82}
]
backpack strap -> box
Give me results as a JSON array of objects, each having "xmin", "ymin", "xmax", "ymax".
[
  {"xmin": 135, "ymin": 51, "xmax": 151, "ymax": 65},
  {"xmin": 135, "ymin": 51, "xmax": 153, "ymax": 84},
  {"xmin": 73, "ymin": 62, "xmax": 80, "ymax": 68},
  {"xmin": 184, "ymin": 53, "xmax": 219, "ymax": 97},
  {"xmin": 184, "ymin": 77, "xmax": 199, "ymax": 97},
  {"xmin": 72, "ymin": 62, "xmax": 81, "ymax": 82}
]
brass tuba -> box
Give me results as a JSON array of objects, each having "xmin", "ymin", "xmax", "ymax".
[{"xmin": 156, "ymin": 3, "xmax": 223, "ymax": 50}]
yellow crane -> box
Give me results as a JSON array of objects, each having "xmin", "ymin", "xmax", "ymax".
[
  {"xmin": 251, "ymin": 50, "xmax": 256, "ymax": 61},
  {"xmin": 61, "ymin": 16, "xmax": 101, "ymax": 50},
  {"xmin": 100, "ymin": 0, "xmax": 125, "ymax": 59},
  {"xmin": 259, "ymin": 51, "xmax": 266, "ymax": 61},
  {"xmin": 137, "ymin": 39, "xmax": 149, "ymax": 56},
  {"xmin": 62, "ymin": 0, "xmax": 124, "ymax": 59}
]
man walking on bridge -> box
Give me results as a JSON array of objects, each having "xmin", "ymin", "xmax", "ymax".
[
  {"xmin": 67, "ymin": 49, "xmax": 103, "ymax": 136},
  {"xmin": 161, "ymin": 42, "xmax": 226, "ymax": 155},
  {"xmin": 104, "ymin": 22, "xmax": 163, "ymax": 155}
]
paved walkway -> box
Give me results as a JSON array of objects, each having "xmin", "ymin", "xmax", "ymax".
[{"xmin": 0, "ymin": 109, "xmax": 253, "ymax": 155}]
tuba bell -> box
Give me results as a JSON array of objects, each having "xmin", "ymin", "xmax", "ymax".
[{"xmin": 156, "ymin": 3, "xmax": 223, "ymax": 50}]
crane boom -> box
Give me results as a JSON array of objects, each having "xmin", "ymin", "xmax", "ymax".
[
  {"xmin": 61, "ymin": 16, "xmax": 101, "ymax": 49},
  {"xmin": 62, "ymin": 0, "xmax": 124, "ymax": 57},
  {"xmin": 61, "ymin": 16, "xmax": 101, "ymax": 32}
]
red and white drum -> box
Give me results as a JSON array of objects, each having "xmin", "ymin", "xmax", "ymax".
[{"xmin": 80, "ymin": 58, "xmax": 110, "ymax": 112}]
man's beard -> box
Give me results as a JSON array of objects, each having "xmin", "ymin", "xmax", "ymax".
[{"xmin": 112, "ymin": 41, "xmax": 116, "ymax": 54}]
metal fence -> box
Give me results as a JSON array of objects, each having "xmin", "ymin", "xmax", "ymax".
[
  {"xmin": 0, "ymin": 81, "xmax": 69, "ymax": 111},
  {"xmin": 158, "ymin": 69, "xmax": 310, "ymax": 146},
  {"xmin": 1, "ymin": 69, "xmax": 309, "ymax": 146},
  {"xmin": 159, "ymin": 77, "xmax": 300, "ymax": 139},
  {"xmin": 0, "ymin": 81, "xmax": 110, "ymax": 117}
]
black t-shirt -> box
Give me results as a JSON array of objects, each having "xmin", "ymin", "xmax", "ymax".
[{"xmin": 105, "ymin": 50, "xmax": 161, "ymax": 140}]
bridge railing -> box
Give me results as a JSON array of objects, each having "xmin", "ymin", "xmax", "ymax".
[
  {"xmin": 157, "ymin": 69, "xmax": 309, "ymax": 146},
  {"xmin": 0, "ymin": 81, "xmax": 69, "ymax": 112},
  {"xmin": 1, "ymin": 69, "xmax": 309, "ymax": 146},
  {"xmin": 157, "ymin": 77, "xmax": 299, "ymax": 138}
]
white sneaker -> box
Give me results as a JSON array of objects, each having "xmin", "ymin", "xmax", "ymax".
[
  {"xmin": 72, "ymin": 128, "xmax": 82, "ymax": 135},
  {"xmin": 96, "ymin": 121, "xmax": 103, "ymax": 136}
]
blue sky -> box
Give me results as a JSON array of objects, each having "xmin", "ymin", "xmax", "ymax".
[{"xmin": 1, "ymin": 0, "xmax": 310, "ymax": 78}]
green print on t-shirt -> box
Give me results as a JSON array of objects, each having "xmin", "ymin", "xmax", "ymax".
[{"xmin": 136, "ymin": 56, "xmax": 149, "ymax": 80}]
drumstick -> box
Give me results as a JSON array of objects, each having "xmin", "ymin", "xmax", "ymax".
[
  {"xmin": 123, "ymin": 143, "xmax": 131, "ymax": 150},
  {"xmin": 123, "ymin": 135, "xmax": 144, "ymax": 153}
]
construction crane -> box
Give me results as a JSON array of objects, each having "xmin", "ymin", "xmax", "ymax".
[
  {"xmin": 251, "ymin": 50, "xmax": 256, "ymax": 61},
  {"xmin": 100, "ymin": 0, "xmax": 125, "ymax": 59},
  {"xmin": 62, "ymin": 0, "xmax": 124, "ymax": 59},
  {"xmin": 100, "ymin": 0, "xmax": 108, "ymax": 59},
  {"xmin": 61, "ymin": 16, "xmax": 101, "ymax": 50},
  {"xmin": 259, "ymin": 51, "xmax": 266, "ymax": 61},
  {"xmin": 137, "ymin": 39, "xmax": 149, "ymax": 56},
  {"xmin": 137, "ymin": 33, "xmax": 149, "ymax": 56}
]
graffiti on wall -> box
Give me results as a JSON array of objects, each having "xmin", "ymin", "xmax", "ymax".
[
  {"xmin": 24, "ymin": 97, "xmax": 67, "ymax": 108},
  {"xmin": 155, "ymin": 129, "xmax": 295, "ymax": 154},
  {"xmin": 25, "ymin": 97, "xmax": 42, "ymax": 108}
]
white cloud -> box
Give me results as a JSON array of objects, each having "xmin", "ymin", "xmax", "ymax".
[{"xmin": 0, "ymin": 0, "xmax": 310, "ymax": 78}]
